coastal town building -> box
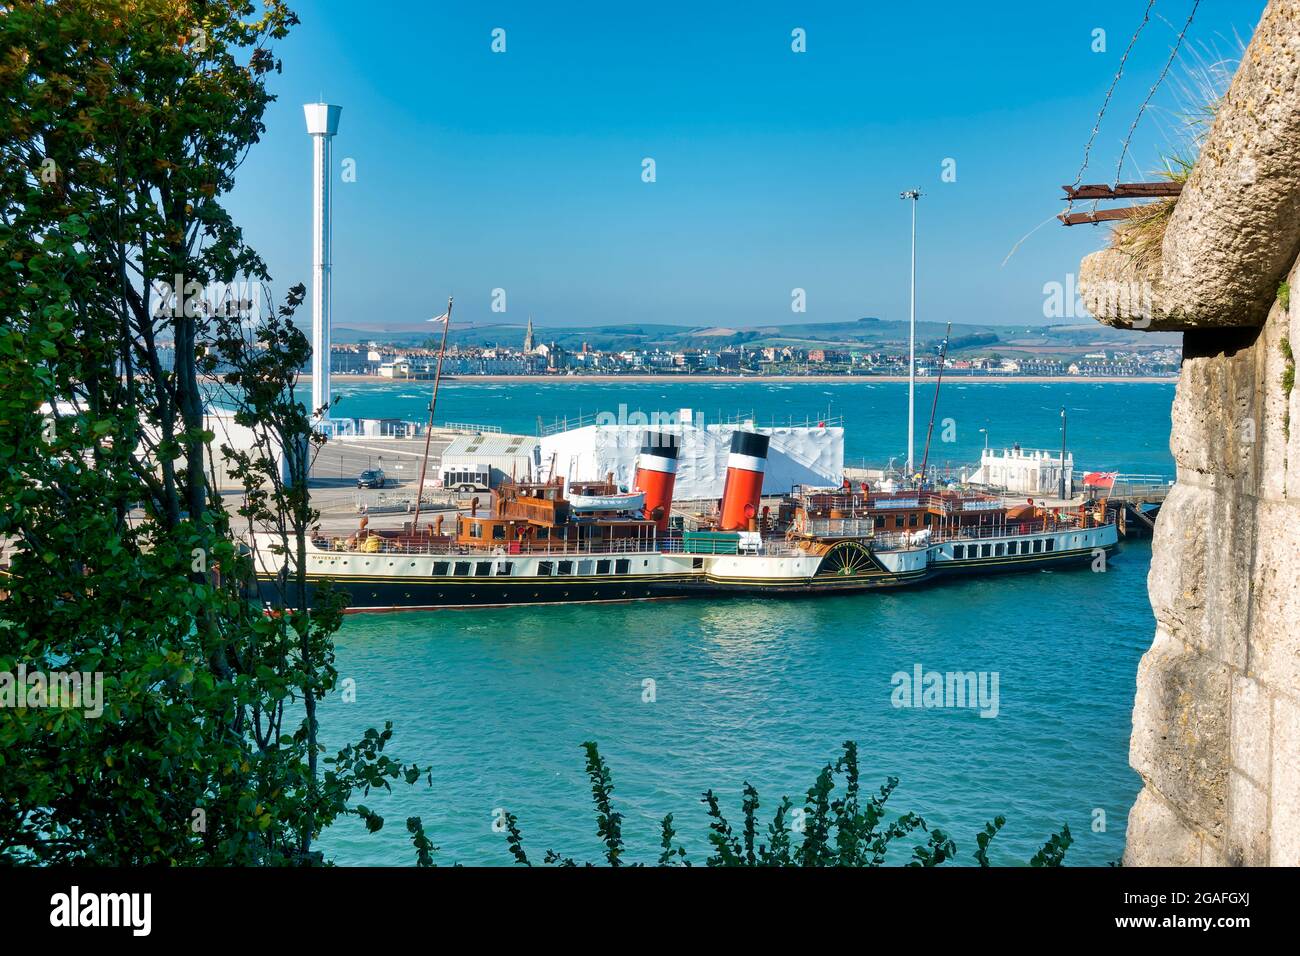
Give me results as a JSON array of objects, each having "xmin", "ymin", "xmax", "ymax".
[{"xmin": 304, "ymin": 337, "xmax": 1180, "ymax": 380}]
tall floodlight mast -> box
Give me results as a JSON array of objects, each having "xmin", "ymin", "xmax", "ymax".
[{"xmin": 900, "ymin": 189, "xmax": 922, "ymax": 478}]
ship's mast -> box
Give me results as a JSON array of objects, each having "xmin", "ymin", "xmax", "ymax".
[
  {"xmin": 918, "ymin": 321, "xmax": 952, "ymax": 484},
  {"xmin": 412, "ymin": 296, "xmax": 453, "ymax": 534}
]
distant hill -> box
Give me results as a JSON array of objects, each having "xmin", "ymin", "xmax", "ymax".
[{"xmin": 331, "ymin": 317, "xmax": 1180, "ymax": 357}]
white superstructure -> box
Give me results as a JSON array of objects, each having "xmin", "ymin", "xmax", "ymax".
[
  {"xmin": 967, "ymin": 446, "xmax": 1074, "ymax": 497},
  {"xmin": 537, "ymin": 412, "xmax": 843, "ymax": 499}
]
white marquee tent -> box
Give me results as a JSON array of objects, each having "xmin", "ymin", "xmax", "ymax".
[{"xmin": 537, "ymin": 418, "xmax": 843, "ymax": 500}]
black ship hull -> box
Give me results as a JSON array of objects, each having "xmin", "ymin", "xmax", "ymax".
[{"xmin": 252, "ymin": 541, "xmax": 1116, "ymax": 613}]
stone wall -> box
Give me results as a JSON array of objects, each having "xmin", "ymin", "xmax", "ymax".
[
  {"xmin": 1125, "ymin": 275, "xmax": 1299, "ymax": 865},
  {"xmin": 1077, "ymin": 0, "xmax": 1300, "ymax": 865}
]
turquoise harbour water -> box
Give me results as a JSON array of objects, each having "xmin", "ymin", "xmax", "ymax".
[
  {"xmin": 313, "ymin": 380, "xmax": 1173, "ymax": 866},
  {"xmin": 316, "ymin": 378, "xmax": 1177, "ymax": 477}
]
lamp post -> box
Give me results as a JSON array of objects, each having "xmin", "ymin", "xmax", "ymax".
[{"xmin": 900, "ymin": 189, "xmax": 922, "ymax": 479}]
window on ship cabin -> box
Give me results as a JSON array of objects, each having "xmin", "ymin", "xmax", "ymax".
[
  {"xmin": 453, "ymin": 562, "xmax": 471, "ymax": 576},
  {"xmin": 1045, "ymin": 539, "xmax": 1055, "ymax": 552},
  {"xmin": 537, "ymin": 527, "xmax": 549, "ymax": 540},
  {"xmin": 953, "ymin": 545, "xmax": 964, "ymax": 559},
  {"xmin": 496, "ymin": 562, "xmax": 513, "ymax": 576},
  {"xmin": 995, "ymin": 543, "xmax": 1005, "ymax": 556},
  {"xmin": 470, "ymin": 522, "xmax": 482, "ymax": 539},
  {"xmin": 981, "ymin": 544, "xmax": 991, "ymax": 558},
  {"xmin": 475, "ymin": 562, "xmax": 492, "ymax": 576},
  {"xmin": 894, "ymin": 516, "xmax": 904, "ymax": 529},
  {"xmin": 875, "ymin": 516, "xmax": 885, "ymax": 528},
  {"xmin": 557, "ymin": 561, "xmax": 574, "ymax": 575},
  {"xmin": 615, "ymin": 559, "xmax": 631, "ymax": 574},
  {"xmin": 538, "ymin": 561, "xmax": 553, "ymax": 575},
  {"xmin": 492, "ymin": 524, "xmax": 506, "ymax": 540},
  {"xmin": 432, "ymin": 562, "xmax": 449, "ymax": 576},
  {"xmin": 597, "ymin": 560, "xmax": 611, "ymax": 574},
  {"xmin": 909, "ymin": 514, "xmax": 918, "ymax": 527},
  {"xmin": 578, "ymin": 560, "xmax": 594, "ymax": 575}
]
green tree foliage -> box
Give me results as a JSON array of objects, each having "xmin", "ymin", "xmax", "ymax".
[
  {"xmin": 974, "ymin": 815, "xmax": 1007, "ymax": 867},
  {"xmin": 0, "ymin": 0, "xmax": 423, "ymax": 864},
  {"xmin": 1029, "ymin": 824, "xmax": 1074, "ymax": 867},
  {"xmin": 501, "ymin": 741, "xmax": 1074, "ymax": 868}
]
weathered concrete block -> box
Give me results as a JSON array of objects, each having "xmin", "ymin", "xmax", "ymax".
[
  {"xmin": 1171, "ymin": 328, "xmax": 1264, "ymax": 481},
  {"xmin": 1226, "ymin": 770, "xmax": 1270, "ymax": 865},
  {"xmin": 1128, "ymin": 627, "xmax": 1230, "ymax": 839},
  {"xmin": 1231, "ymin": 675, "xmax": 1272, "ymax": 788},
  {"xmin": 1247, "ymin": 499, "xmax": 1300, "ymax": 693},
  {"xmin": 1287, "ymin": 271, "xmax": 1300, "ymax": 500},
  {"xmin": 1124, "ymin": 786, "xmax": 1204, "ymax": 866},
  {"xmin": 1078, "ymin": 248, "xmax": 1164, "ymax": 331},
  {"xmin": 1256, "ymin": 297, "xmax": 1294, "ymax": 499},
  {"xmin": 1146, "ymin": 482, "xmax": 1251, "ymax": 670},
  {"xmin": 1160, "ymin": 0, "xmax": 1300, "ymax": 330},
  {"xmin": 1271, "ymin": 693, "xmax": 1300, "ymax": 865}
]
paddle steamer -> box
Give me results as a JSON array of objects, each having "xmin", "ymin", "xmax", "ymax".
[{"xmin": 249, "ymin": 430, "xmax": 1118, "ymax": 612}]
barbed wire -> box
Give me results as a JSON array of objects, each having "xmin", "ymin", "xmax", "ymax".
[
  {"xmin": 1114, "ymin": 0, "xmax": 1203, "ymax": 186},
  {"xmin": 1066, "ymin": 0, "xmax": 1158, "ymax": 217}
]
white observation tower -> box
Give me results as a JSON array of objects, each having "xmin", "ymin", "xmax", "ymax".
[{"xmin": 304, "ymin": 102, "xmax": 341, "ymax": 423}]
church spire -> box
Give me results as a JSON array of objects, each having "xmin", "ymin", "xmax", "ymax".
[{"xmin": 523, "ymin": 314, "xmax": 535, "ymax": 352}]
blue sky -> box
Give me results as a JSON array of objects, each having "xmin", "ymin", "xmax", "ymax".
[{"xmin": 226, "ymin": 0, "xmax": 1263, "ymax": 331}]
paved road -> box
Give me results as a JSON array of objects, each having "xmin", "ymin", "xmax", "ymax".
[{"xmin": 309, "ymin": 435, "xmax": 452, "ymax": 490}]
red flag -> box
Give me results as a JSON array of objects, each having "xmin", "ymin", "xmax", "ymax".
[{"xmin": 1083, "ymin": 471, "xmax": 1118, "ymax": 488}]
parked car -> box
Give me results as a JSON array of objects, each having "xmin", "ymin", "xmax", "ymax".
[{"xmin": 357, "ymin": 468, "xmax": 386, "ymax": 489}]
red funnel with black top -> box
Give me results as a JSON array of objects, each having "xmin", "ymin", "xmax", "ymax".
[
  {"xmin": 719, "ymin": 431, "xmax": 770, "ymax": 531},
  {"xmin": 633, "ymin": 432, "xmax": 679, "ymax": 531}
]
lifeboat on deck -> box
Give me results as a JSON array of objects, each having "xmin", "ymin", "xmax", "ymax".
[{"xmin": 567, "ymin": 490, "xmax": 646, "ymax": 513}]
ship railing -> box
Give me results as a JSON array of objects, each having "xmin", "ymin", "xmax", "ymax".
[
  {"xmin": 802, "ymin": 518, "xmax": 878, "ymax": 537},
  {"xmin": 796, "ymin": 490, "xmax": 1003, "ymax": 518},
  {"xmin": 310, "ymin": 532, "xmax": 809, "ymax": 559},
  {"xmin": 869, "ymin": 517, "xmax": 1105, "ymax": 551},
  {"xmin": 312, "ymin": 534, "xmax": 669, "ymax": 558}
]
